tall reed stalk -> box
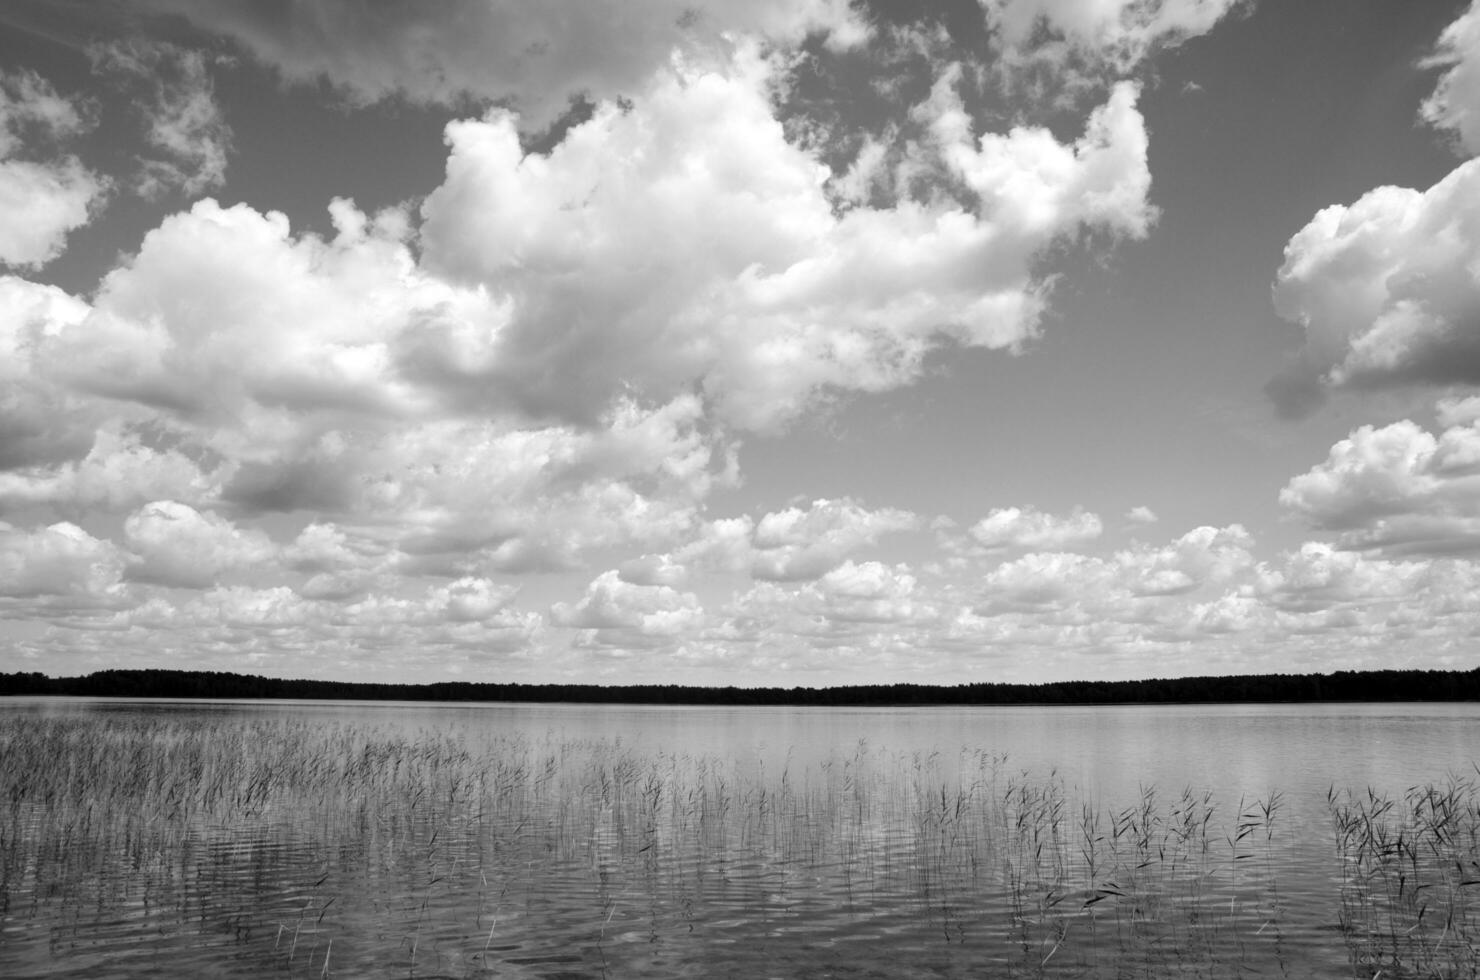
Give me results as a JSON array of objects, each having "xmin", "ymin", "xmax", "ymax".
[
  {"xmin": 1327, "ymin": 772, "xmax": 1480, "ymax": 979},
  {"xmin": 0, "ymin": 713, "xmax": 1472, "ymax": 978}
]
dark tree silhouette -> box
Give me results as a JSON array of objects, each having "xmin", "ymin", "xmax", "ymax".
[{"xmin": 1, "ymin": 666, "xmax": 1477, "ymax": 705}]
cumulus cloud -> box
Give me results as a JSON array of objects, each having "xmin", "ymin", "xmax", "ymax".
[
  {"xmin": 975, "ymin": 524, "xmax": 1253, "ymax": 614},
  {"xmin": 0, "ymin": 522, "xmax": 126, "ymax": 601},
  {"xmin": 89, "ymin": 39, "xmax": 232, "ymax": 198},
  {"xmin": 813, "ymin": 560, "xmax": 933, "ymax": 624},
  {"xmin": 966, "ymin": 505, "xmax": 1103, "ymax": 551},
  {"xmin": 0, "ymin": 1, "xmax": 1353, "ymax": 684},
  {"xmin": 0, "ymin": 16, "xmax": 1161, "ymax": 682},
  {"xmin": 0, "ymin": 276, "xmax": 101, "ymax": 469},
  {"xmin": 1281, "ymin": 411, "xmax": 1480, "ymax": 556},
  {"xmin": 426, "ymin": 577, "xmax": 520, "ymax": 623},
  {"xmin": 1271, "ymin": 2, "xmax": 1480, "ymax": 408},
  {"xmin": 1256, "ymin": 543, "xmax": 1434, "ymax": 612},
  {"xmin": 551, "ymin": 569, "xmax": 705, "ymax": 648},
  {"xmin": 420, "ymin": 54, "xmax": 1155, "ymax": 430},
  {"xmin": 1422, "ymin": 0, "xmax": 1480, "ymax": 155},
  {"xmin": 0, "ymin": 422, "xmax": 220, "ymax": 511},
  {"xmin": 1272, "ymin": 162, "xmax": 1480, "ymax": 398},
  {"xmin": 0, "ymin": 70, "xmax": 107, "ymax": 268},
  {"xmin": 44, "ymin": 198, "xmax": 459, "ymax": 427},
  {"xmin": 616, "ymin": 498, "xmax": 919, "ymax": 588},
  {"xmin": 1117, "ymin": 524, "xmax": 1255, "ymax": 596},
  {"xmin": 129, "ymin": 0, "xmax": 868, "ymax": 128},
  {"xmin": 717, "ymin": 561, "xmax": 939, "ymax": 675},
  {"xmin": 749, "ymin": 498, "xmax": 919, "ymax": 581},
  {"xmin": 123, "ymin": 500, "xmax": 275, "ymax": 588},
  {"xmin": 2, "ymin": 194, "xmax": 736, "ymax": 576},
  {"xmin": 617, "ymin": 553, "xmax": 689, "ymax": 588}
]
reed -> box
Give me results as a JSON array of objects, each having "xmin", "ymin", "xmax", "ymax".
[
  {"xmin": 0, "ymin": 712, "xmax": 1473, "ymax": 978},
  {"xmin": 1327, "ymin": 772, "xmax": 1480, "ymax": 979}
]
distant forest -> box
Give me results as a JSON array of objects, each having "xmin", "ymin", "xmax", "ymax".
[{"xmin": 1, "ymin": 666, "xmax": 1478, "ymax": 705}]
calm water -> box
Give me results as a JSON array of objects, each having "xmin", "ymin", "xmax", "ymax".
[{"xmin": 1, "ymin": 698, "xmax": 1476, "ymax": 978}]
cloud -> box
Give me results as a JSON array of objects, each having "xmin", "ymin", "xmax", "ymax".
[
  {"xmin": 426, "ymin": 577, "xmax": 520, "ymax": 623},
  {"xmin": 129, "ymin": 0, "xmax": 868, "ymax": 128},
  {"xmin": 0, "ymin": 68, "xmax": 89, "ymax": 154},
  {"xmin": 1117, "ymin": 524, "xmax": 1255, "ymax": 596},
  {"xmin": 814, "ymin": 560, "xmax": 933, "ymax": 624},
  {"xmin": 984, "ymin": 0, "xmax": 1247, "ymax": 59},
  {"xmin": 1125, "ymin": 505, "xmax": 1158, "ymax": 525},
  {"xmin": 89, "ymin": 39, "xmax": 232, "ymax": 199},
  {"xmin": 974, "ymin": 524, "xmax": 1253, "ymax": 614},
  {"xmin": 0, "ymin": 70, "xmax": 107, "ymax": 268},
  {"xmin": 1271, "ymin": 3, "xmax": 1480, "ymax": 405},
  {"xmin": 43, "ymin": 198, "xmax": 461, "ymax": 428},
  {"xmin": 0, "ymin": 422, "xmax": 220, "ymax": 511},
  {"xmin": 0, "ymin": 7, "xmax": 1293, "ymax": 684},
  {"xmin": 617, "ymin": 553, "xmax": 689, "ymax": 588},
  {"xmin": 966, "ymin": 505, "xmax": 1103, "ymax": 551},
  {"xmin": 0, "ymin": 522, "xmax": 126, "ymax": 601},
  {"xmin": 87, "ymin": 577, "xmax": 541, "ymax": 669},
  {"xmin": 551, "ymin": 569, "xmax": 705, "ymax": 648},
  {"xmin": 123, "ymin": 500, "xmax": 275, "ymax": 588},
  {"xmin": 420, "ymin": 53, "xmax": 1155, "ymax": 430},
  {"xmin": 1256, "ymin": 543, "xmax": 1434, "ymax": 612},
  {"xmin": 718, "ymin": 561, "xmax": 940, "ymax": 674},
  {"xmin": 1280, "ymin": 409, "xmax": 1480, "ymax": 556},
  {"xmin": 980, "ymin": 0, "xmax": 1249, "ymax": 95},
  {"xmin": 749, "ymin": 498, "xmax": 919, "ymax": 581},
  {"xmin": 4, "ymin": 196, "xmax": 736, "ymax": 573},
  {"xmin": 0, "ymin": 27, "xmax": 1158, "ymax": 667},
  {"xmin": 283, "ymin": 521, "xmax": 392, "ymax": 600},
  {"xmin": 0, "ymin": 276, "xmax": 101, "ymax": 469},
  {"xmin": 1421, "ymin": 0, "xmax": 1480, "ymax": 155},
  {"xmin": 1272, "ymin": 162, "xmax": 1480, "ymax": 395}
]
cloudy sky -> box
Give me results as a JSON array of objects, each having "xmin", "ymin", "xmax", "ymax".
[{"xmin": 2, "ymin": 0, "xmax": 1480, "ymax": 687}]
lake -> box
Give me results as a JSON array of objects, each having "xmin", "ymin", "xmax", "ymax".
[{"xmin": 1, "ymin": 698, "xmax": 1476, "ymax": 978}]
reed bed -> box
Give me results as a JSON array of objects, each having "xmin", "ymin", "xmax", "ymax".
[
  {"xmin": 0, "ymin": 713, "xmax": 1471, "ymax": 978},
  {"xmin": 1327, "ymin": 773, "xmax": 1480, "ymax": 979}
]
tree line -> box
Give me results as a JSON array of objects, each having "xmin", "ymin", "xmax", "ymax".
[{"xmin": 1, "ymin": 666, "xmax": 1477, "ymax": 705}]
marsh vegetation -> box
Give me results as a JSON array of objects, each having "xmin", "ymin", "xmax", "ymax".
[{"xmin": 0, "ymin": 710, "xmax": 1476, "ymax": 978}]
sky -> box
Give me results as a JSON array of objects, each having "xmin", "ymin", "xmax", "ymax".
[{"xmin": 2, "ymin": 0, "xmax": 1480, "ymax": 687}]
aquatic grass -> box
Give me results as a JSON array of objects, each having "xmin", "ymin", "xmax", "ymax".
[
  {"xmin": 0, "ymin": 713, "xmax": 1474, "ymax": 977},
  {"xmin": 1327, "ymin": 773, "xmax": 1480, "ymax": 979}
]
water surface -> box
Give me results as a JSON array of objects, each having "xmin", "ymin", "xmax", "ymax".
[{"xmin": 1, "ymin": 698, "xmax": 1475, "ymax": 978}]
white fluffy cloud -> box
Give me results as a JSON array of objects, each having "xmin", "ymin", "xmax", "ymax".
[
  {"xmin": 966, "ymin": 505, "xmax": 1103, "ymax": 551},
  {"xmin": 0, "ymin": 12, "xmax": 1165, "ymax": 682},
  {"xmin": 0, "ymin": 70, "xmax": 106, "ymax": 268},
  {"xmin": 1281, "ymin": 410, "xmax": 1480, "ymax": 555},
  {"xmin": 3, "ymin": 195, "xmax": 734, "ymax": 575},
  {"xmin": 1271, "ymin": 2, "xmax": 1480, "ymax": 410},
  {"xmin": 1422, "ymin": 0, "xmax": 1480, "ymax": 155},
  {"xmin": 748, "ymin": 498, "xmax": 919, "ymax": 581},
  {"xmin": 420, "ymin": 54, "xmax": 1154, "ymax": 430},
  {"xmin": 24, "ymin": 1, "xmax": 1472, "ymax": 685},
  {"xmin": 551, "ymin": 569, "xmax": 705, "ymax": 648},
  {"xmin": 1273, "ymin": 161, "xmax": 1480, "ymax": 396},
  {"xmin": 0, "ymin": 522, "xmax": 126, "ymax": 601},
  {"xmin": 45, "ymin": 198, "xmax": 461, "ymax": 428},
  {"xmin": 123, "ymin": 501, "xmax": 275, "ymax": 588},
  {"xmin": 975, "ymin": 524, "xmax": 1253, "ymax": 614},
  {"xmin": 0, "ymin": 276, "xmax": 100, "ymax": 469}
]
